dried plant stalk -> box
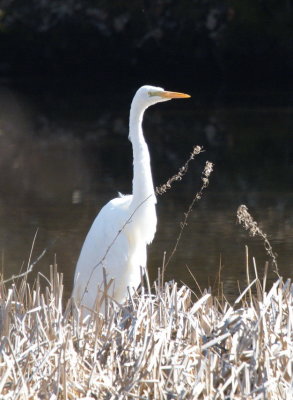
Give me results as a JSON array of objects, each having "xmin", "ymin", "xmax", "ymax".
[
  {"xmin": 156, "ymin": 145, "xmax": 204, "ymax": 195},
  {"xmin": 0, "ymin": 263, "xmax": 292, "ymax": 399},
  {"xmin": 237, "ymin": 204, "xmax": 279, "ymax": 276},
  {"xmin": 164, "ymin": 160, "xmax": 214, "ymax": 269}
]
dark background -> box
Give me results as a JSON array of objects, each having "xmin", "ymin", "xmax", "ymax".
[{"xmin": 1, "ymin": 1, "xmax": 293, "ymax": 89}]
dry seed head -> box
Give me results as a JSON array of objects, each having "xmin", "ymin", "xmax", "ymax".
[
  {"xmin": 156, "ymin": 145, "xmax": 204, "ymax": 195},
  {"xmin": 237, "ymin": 204, "xmax": 279, "ymax": 276},
  {"xmin": 237, "ymin": 205, "xmax": 259, "ymax": 236},
  {"xmin": 203, "ymin": 161, "xmax": 214, "ymax": 178}
]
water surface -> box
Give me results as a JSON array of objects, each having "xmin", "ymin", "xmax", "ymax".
[{"xmin": 0, "ymin": 83, "xmax": 292, "ymax": 300}]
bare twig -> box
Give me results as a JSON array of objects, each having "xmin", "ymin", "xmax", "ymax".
[
  {"xmin": 2, "ymin": 246, "xmax": 50, "ymax": 285},
  {"xmin": 164, "ymin": 161, "xmax": 214, "ymax": 269},
  {"xmin": 237, "ymin": 205, "xmax": 280, "ymax": 276},
  {"xmin": 156, "ymin": 145, "xmax": 204, "ymax": 195}
]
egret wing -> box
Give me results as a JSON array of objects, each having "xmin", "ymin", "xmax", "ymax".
[{"xmin": 73, "ymin": 195, "xmax": 133, "ymax": 309}]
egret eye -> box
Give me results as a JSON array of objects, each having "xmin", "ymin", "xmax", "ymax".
[{"xmin": 148, "ymin": 91, "xmax": 161, "ymax": 97}]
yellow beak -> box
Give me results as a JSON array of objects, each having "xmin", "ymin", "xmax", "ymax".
[
  {"xmin": 150, "ymin": 90, "xmax": 191, "ymax": 99},
  {"xmin": 160, "ymin": 91, "xmax": 191, "ymax": 99}
]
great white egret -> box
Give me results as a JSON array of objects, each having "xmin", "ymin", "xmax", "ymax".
[{"xmin": 72, "ymin": 85, "xmax": 190, "ymax": 315}]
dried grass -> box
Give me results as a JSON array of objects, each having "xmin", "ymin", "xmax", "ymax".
[{"xmin": 0, "ymin": 261, "xmax": 292, "ymax": 399}]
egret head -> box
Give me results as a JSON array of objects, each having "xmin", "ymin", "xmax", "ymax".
[{"xmin": 133, "ymin": 85, "xmax": 190, "ymax": 109}]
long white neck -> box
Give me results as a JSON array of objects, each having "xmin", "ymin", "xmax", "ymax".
[{"xmin": 129, "ymin": 100, "xmax": 156, "ymax": 209}]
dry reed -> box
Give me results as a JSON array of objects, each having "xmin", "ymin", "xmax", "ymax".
[{"xmin": 0, "ymin": 261, "xmax": 292, "ymax": 399}]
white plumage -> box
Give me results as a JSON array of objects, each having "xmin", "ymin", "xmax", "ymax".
[{"xmin": 72, "ymin": 85, "xmax": 190, "ymax": 315}]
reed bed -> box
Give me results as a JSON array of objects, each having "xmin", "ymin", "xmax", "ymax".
[{"xmin": 0, "ymin": 262, "xmax": 292, "ymax": 400}]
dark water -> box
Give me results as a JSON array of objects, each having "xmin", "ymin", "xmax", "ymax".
[{"xmin": 0, "ymin": 83, "xmax": 292, "ymax": 300}]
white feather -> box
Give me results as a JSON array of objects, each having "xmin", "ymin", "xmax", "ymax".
[{"xmin": 72, "ymin": 85, "xmax": 189, "ymax": 315}]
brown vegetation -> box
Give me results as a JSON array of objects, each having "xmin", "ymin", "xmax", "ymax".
[{"xmin": 0, "ymin": 261, "xmax": 292, "ymax": 399}]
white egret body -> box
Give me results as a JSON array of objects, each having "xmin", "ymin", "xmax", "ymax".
[{"xmin": 72, "ymin": 85, "xmax": 190, "ymax": 314}]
